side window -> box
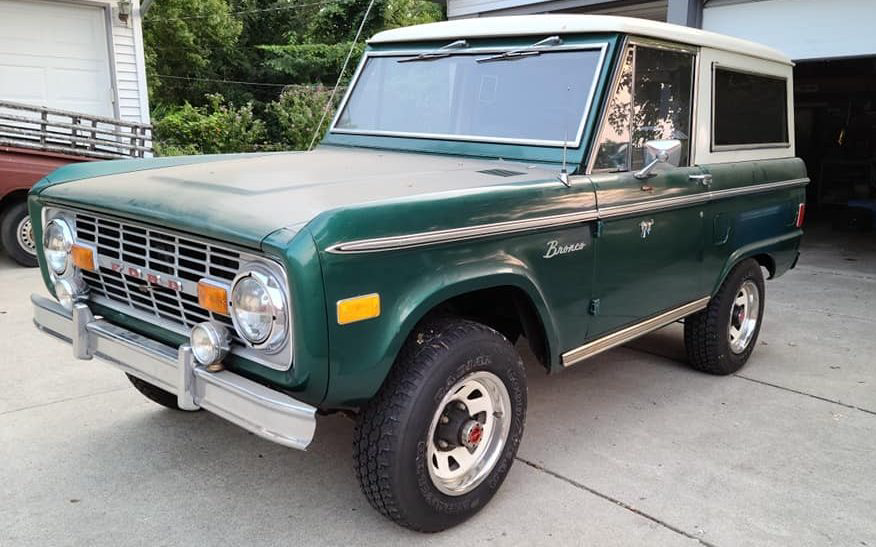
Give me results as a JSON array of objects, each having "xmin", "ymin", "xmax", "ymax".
[
  {"xmin": 713, "ymin": 67, "xmax": 788, "ymax": 148},
  {"xmin": 593, "ymin": 45, "xmax": 695, "ymax": 172}
]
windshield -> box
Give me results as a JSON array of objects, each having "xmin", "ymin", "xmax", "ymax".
[{"xmin": 332, "ymin": 46, "xmax": 605, "ymax": 146}]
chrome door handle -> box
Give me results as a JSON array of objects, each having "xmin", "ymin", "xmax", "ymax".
[{"xmin": 690, "ymin": 174, "xmax": 712, "ymax": 187}]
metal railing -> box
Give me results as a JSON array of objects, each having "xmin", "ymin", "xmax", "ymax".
[{"xmin": 0, "ymin": 100, "xmax": 152, "ymax": 159}]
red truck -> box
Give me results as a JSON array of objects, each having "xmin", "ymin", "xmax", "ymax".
[{"xmin": 0, "ymin": 100, "xmax": 151, "ymax": 266}]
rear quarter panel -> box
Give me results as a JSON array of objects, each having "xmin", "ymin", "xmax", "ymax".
[{"xmin": 701, "ymin": 157, "xmax": 807, "ymax": 291}]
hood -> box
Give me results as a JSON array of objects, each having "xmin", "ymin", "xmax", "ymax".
[{"xmin": 38, "ymin": 147, "xmax": 558, "ymax": 248}]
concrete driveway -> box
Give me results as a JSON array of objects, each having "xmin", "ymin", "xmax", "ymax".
[{"xmin": 1, "ymin": 225, "xmax": 874, "ymax": 546}]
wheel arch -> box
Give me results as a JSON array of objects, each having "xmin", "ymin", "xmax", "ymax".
[
  {"xmin": 394, "ymin": 271, "xmax": 558, "ymax": 371},
  {"xmin": 711, "ymin": 232, "xmax": 798, "ymax": 294},
  {"xmin": 0, "ymin": 188, "xmax": 29, "ymax": 215}
]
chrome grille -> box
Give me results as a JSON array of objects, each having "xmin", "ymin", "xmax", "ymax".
[{"xmin": 73, "ymin": 211, "xmax": 239, "ymax": 337}]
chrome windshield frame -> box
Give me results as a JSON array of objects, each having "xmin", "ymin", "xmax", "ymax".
[{"xmin": 328, "ymin": 42, "xmax": 609, "ymax": 148}]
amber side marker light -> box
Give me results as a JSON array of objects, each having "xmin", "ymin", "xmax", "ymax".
[
  {"xmin": 198, "ymin": 280, "xmax": 229, "ymax": 315},
  {"xmin": 337, "ymin": 293, "xmax": 380, "ymax": 325},
  {"xmin": 71, "ymin": 244, "xmax": 96, "ymax": 271}
]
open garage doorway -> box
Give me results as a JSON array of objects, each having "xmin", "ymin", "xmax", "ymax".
[{"xmin": 794, "ymin": 56, "xmax": 876, "ymax": 234}]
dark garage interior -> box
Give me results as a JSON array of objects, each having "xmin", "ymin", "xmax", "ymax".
[{"xmin": 794, "ymin": 56, "xmax": 876, "ymax": 233}]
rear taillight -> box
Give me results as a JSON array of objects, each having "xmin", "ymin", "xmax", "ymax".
[{"xmin": 795, "ymin": 203, "xmax": 806, "ymax": 228}]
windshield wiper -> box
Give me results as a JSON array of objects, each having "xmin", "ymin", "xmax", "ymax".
[
  {"xmin": 476, "ymin": 35, "xmax": 563, "ymax": 63},
  {"xmin": 397, "ymin": 39, "xmax": 469, "ymax": 63}
]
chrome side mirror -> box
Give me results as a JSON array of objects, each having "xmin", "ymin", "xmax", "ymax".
[{"xmin": 634, "ymin": 139, "xmax": 682, "ymax": 179}]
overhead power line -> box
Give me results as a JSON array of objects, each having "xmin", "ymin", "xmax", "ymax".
[
  {"xmin": 154, "ymin": 74, "xmax": 291, "ymax": 87},
  {"xmin": 308, "ymin": 0, "xmax": 377, "ymax": 149},
  {"xmin": 153, "ymin": 74, "xmax": 338, "ymax": 91},
  {"xmin": 146, "ymin": 0, "xmax": 332, "ymax": 22}
]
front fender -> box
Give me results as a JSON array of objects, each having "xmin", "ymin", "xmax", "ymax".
[{"xmin": 320, "ymin": 248, "xmax": 557, "ymax": 408}]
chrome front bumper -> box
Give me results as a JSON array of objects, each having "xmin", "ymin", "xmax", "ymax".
[{"xmin": 32, "ymin": 294, "xmax": 316, "ymax": 450}]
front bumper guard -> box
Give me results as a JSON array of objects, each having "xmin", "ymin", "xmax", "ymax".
[{"xmin": 32, "ymin": 294, "xmax": 316, "ymax": 450}]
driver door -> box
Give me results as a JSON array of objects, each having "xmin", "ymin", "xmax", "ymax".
[{"xmin": 588, "ymin": 42, "xmax": 708, "ymax": 338}]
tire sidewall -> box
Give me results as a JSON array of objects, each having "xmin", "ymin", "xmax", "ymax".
[
  {"xmin": 393, "ymin": 327, "xmax": 526, "ymax": 531},
  {"xmin": 1, "ymin": 201, "xmax": 38, "ymax": 267},
  {"xmin": 714, "ymin": 260, "xmax": 765, "ymax": 369}
]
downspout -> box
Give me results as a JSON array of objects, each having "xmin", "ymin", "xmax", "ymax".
[{"xmin": 140, "ymin": 0, "xmax": 155, "ymax": 16}]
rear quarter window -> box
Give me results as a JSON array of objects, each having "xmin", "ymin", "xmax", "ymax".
[{"xmin": 713, "ymin": 67, "xmax": 789, "ymax": 148}]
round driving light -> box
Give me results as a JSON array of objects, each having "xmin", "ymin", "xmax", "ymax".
[
  {"xmin": 54, "ymin": 279, "xmax": 74, "ymax": 310},
  {"xmin": 54, "ymin": 278, "xmax": 87, "ymax": 311},
  {"xmin": 190, "ymin": 322, "xmax": 231, "ymax": 366},
  {"xmin": 230, "ymin": 269, "xmax": 288, "ymax": 352},
  {"xmin": 43, "ymin": 218, "xmax": 73, "ymax": 275}
]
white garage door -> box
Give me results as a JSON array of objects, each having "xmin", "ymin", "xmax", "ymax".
[
  {"xmin": 0, "ymin": 0, "xmax": 114, "ymax": 117},
  {"xmin": 703, "ymin": 0, "xmax": 876, "ymax": 61}
]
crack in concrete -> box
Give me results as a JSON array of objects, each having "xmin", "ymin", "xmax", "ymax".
[
  {"xmin": 516, "ymin": 456, "xmax": 720, "ymax": 547},
  {"xmin": 768, "ymin": 301, "xmax": 875, "ymax": 324},
  {"xmin": 793, "ymin": 265, "xmax": 876, "ymax": 282},
  {"xmin": 0, "ymin": 386, "xmax": 129, "ymax": 417},
  {"xmin": 733, "ymin": 374, "xmax": 876, "ymax": 416}
]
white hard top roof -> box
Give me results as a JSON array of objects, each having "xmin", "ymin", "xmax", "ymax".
[{"xmin": 369, "ymin": 14, "xmax": 792, "ymax": 65}]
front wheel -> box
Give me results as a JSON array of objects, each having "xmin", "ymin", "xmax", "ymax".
[
  {"xmin": 1, "ymin": 201, "xmax": 38, "ymax": 267},
  {"xmin": 354, "ymin": 317, "xmax": 527, "ymax": 532},
  {"xmin": 684, "ymin": 258, "xmax": 765, "ymax": 375}
]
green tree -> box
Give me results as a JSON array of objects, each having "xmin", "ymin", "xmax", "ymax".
[{"xmin": 143, "ymin": 0, "xmax": 243, "ymax": 106}]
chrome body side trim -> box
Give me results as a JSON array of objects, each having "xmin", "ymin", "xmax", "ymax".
[
  {"xmin": 329, "ymin": 43, "xmax": 608, "ymax": 149},
  {"xmin": 598, "ymin": 191, "xmax": 711, "ymax": 219},
  {"xmin": 326, "ymin": 177, "xmax": 807, "ymax": 254},
  {"xmin": 327, "ymin": 209, "xmax": 600, "ymax": 254},
  {"xmin": 561, "ymin": 296, "xmax": 711, "ymax": 367},
  {"xmin": 32, "ymin": 294, "xmax": 317, "ymax": 450},
  {"xmin": 707, "ymin": 177, "xmax": 808, "ymax": 201}
]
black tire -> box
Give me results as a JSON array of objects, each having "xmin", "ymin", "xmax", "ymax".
[
  {"xmin": 354, "ymin": 317, "xmax": 527, "ymax": 532},
  {"xmin": 685, "ymin": 258, "xmax": 766, "ymax": 375},
  {"xmin": 127, "ymin": 374, "xmax": 189, "ymax": 410},
  {"xmin": 1, "ymin": 201, "xmax": 38, "ymax": 267}
]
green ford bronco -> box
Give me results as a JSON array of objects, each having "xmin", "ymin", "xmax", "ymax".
[{"xmin": 30, "ymin": 15, "xmax": 807, "ymax": 532}]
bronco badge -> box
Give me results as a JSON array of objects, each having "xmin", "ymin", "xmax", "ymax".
[{"xmin": 543, "ymin": 239, "xmax": 587, "ymax": 259}]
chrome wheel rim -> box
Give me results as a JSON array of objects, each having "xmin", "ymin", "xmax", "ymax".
[
  {"xmin": 16, "ymin": 216, "xmax": 37, "ymax": 256},
  {"xmin": 729, "ymin": 280, "xmax": 760, "ymax": 354},
  {"xmin": 426, "ymin": 371, "xmax": 511, "ymax": 496}
]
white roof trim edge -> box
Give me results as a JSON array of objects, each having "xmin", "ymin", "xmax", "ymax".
[{"xmin": 369, "ymin": 15, "xmax": 792, "ymax": 65}]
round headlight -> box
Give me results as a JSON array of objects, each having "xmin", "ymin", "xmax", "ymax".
[
  {"xmin": 43, "ymin": 218, "xmax": 73, "ymax": 275},
  {"xmin": 230, "ymin": 269, "xmax": 287, "ymax": 351},
  {"xmin": 190, "ymin": 322, "xmax": 231, "ymax": 366}
]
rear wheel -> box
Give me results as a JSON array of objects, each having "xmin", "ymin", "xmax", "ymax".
[
  {"xmin": 1, "ymin": 201, "xmax": 38, "ymax": 267},
  {"xmin": 685, "ymin": 259, "xmax": 765, "ymax": 375},
  {"xmin": 354, "ymin": 317, "xmax": 526, "ymax": 532}
]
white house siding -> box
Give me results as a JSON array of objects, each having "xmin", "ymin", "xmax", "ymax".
[{"xmin": 109, "ymin": 0, "xmax": 150, "ymax": 124}]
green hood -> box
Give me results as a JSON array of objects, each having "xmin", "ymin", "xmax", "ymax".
[{"xmin": 36, "ymin": 148, "xmax": 557, "ymax": 249}]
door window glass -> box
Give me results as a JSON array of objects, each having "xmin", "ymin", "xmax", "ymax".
[
  {"xmin": 593, "ymin": 45, "xmax": 695, "ymax": 171},
  {"xmin": 592, "ymin": 48, "xmax": 633, "ymax": 171}
]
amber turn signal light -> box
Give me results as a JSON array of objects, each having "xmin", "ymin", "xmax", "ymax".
[
  {"xmin": 198, "ymin": 280, "xmax": 229, "ymax": 316},
  {"xmin": 71, "ymin": 244, "xmax": 96, "ymax": 271},
  {"xmin": 337, "ymin": 293, "xmax": 380, "ymax": 325}
]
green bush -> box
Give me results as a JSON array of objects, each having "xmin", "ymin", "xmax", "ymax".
[
  {"xmin": 267, "ymin": 86, "xmax": 340, "ymax": 150},
  {"xmin": 153, "ymin": 94, "xmax": 267, "ymax": 156}
]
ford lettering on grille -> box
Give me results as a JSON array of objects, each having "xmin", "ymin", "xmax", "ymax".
[{"xmin": 106, "ymin": 261, "xmax": 185, "ymax": 292}]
